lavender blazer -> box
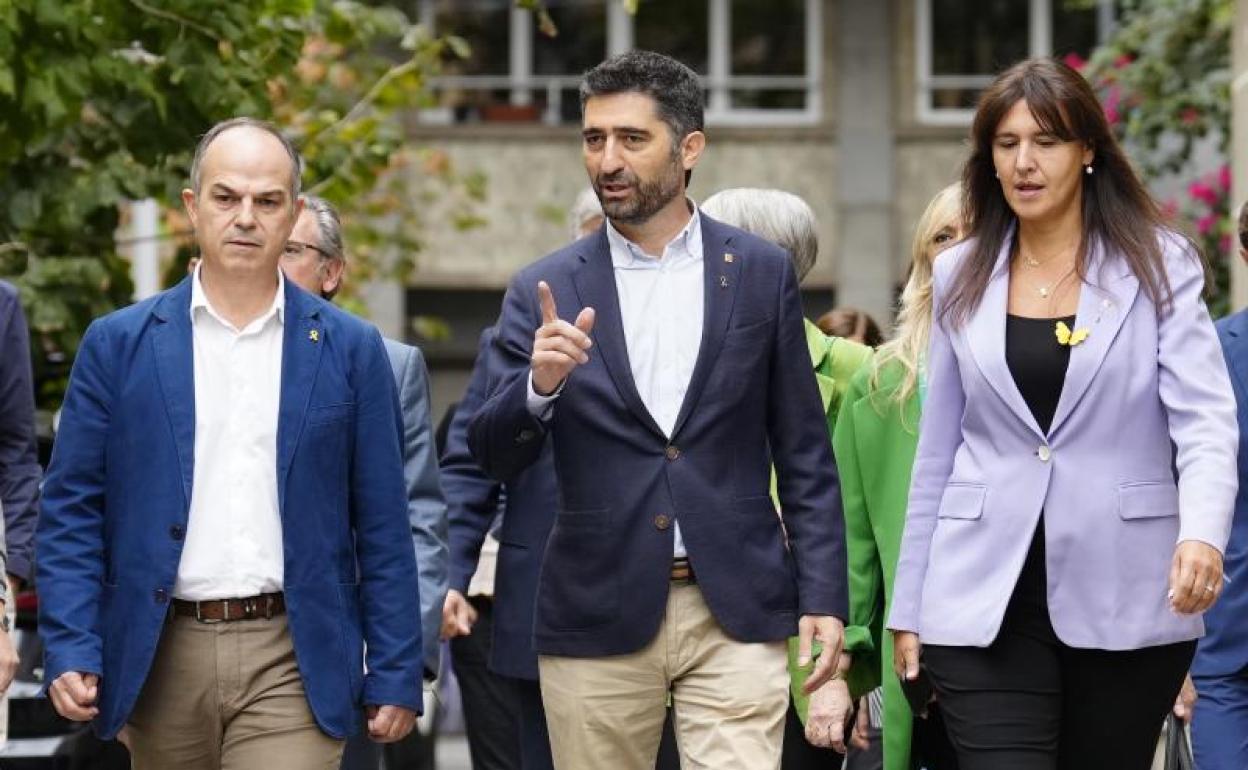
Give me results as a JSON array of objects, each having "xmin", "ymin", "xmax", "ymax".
[{"xmin": 888, "ymin": 230, "xmax": 1238, "ymax": 651}]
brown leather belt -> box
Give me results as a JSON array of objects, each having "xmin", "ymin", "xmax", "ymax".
[
  {"xmin": 671, "ymin": 558, "xmax": 696, "ymax": 583},
  {"xmin": 172, "ymin": 592, "xmax": 285, "ymax": 623}
]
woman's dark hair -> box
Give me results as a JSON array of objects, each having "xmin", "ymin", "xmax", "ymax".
[
  {"xmin": 944, "ymin": 57, "xmax": 1177, "ymax": 326},
  {"xmin": 817, "ymin": 307, "xmax": 885, "ymax": 348}
]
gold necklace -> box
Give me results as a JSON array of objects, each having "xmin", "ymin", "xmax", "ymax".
[
  {"xmin": 1026, "ymin": 266, "xmax": 1075, "ymax": 299},
  {"xmin": 1019, "ymin": 244, "xmax": 1077, "ymax": 270}
]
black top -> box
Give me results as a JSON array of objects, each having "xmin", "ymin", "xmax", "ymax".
[{"xmin": 1005, "ymin": 314, "xmax": 1076, "ymax": 434}]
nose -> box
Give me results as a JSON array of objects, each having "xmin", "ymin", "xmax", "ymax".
[
  {"xmin": 235, "ymin": 197, "xmax": 257, "ymax": 229},
  {"xmin": 1015, "ymin": 142, "xmax": 1036, "ymax": 174},
  {"xmin": 599, "ymin": 137, "xmax": 625, "ymax": 176}
]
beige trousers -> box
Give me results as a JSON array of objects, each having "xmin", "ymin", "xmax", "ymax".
[
  {"xmin": 125, "ymin": 612, "xmax": 344, "ymax": 770},
  {"xmin": 539, "ymin": 582, "xmax": 789, "ymax": 770}
]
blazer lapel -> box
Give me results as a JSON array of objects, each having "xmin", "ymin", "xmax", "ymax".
[
  {"xmin": 671, "ymin": 215, "xmax": 740, "ymax": 438},
  {"xmin": 276, "ymin": 283, "xmax": 325, "ymax": 511},
  {"xmin": 1224, "ymin": 310, "xmax": 1248, "ymax": 398},
  {"xmin": 965, "ymin": 239, "xmax": 1045, "ymax": 439},
  {"xmin": 1047, "ymin": 243, "xmax": 1140, "ymax": 436},
  {"xmin": 571, "ymin": 229, "xmax": 666, "ymax": 441},
  {"xmin": 150, "ymin": 279, "xmax": 196, "ymax": 511}
]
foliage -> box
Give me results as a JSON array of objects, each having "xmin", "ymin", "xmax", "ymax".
[
  {"xmin": 1080, "ymin": 0, "xmax": 1234, "ymax": 312},
  {"xmin": 0, "ymin": 0, "xmax": 478, "ymax": 406}
]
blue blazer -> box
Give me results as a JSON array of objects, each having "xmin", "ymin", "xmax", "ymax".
[
  {"xmin": 1194, "ymin": 307, "xmax": 1248, "ymax": 677},
  {"xmin": 0, "ymin": 281, "xmax": 39, "ymax": 582},
  {"xmin": 37, "ymin": 277, "xmax": 423, "ymax": 740},
  {"xmin": 383, "ymin": 339, "xmax": 448, "ymax": 678},
  {"xmin": 468, "ymin": 215, "xmax": 847, "ymax": 658},
  {"xmin": 443, "ymin": 329, "xmax": 557, "ymax": 681}
]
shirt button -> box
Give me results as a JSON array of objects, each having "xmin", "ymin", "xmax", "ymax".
[
  {"xmin": 654, "ymin": 514, "xmax": 671, "ymax": 531},
  {"xmin": 170, "ymin": 525, "xmax": 185, "ymax": 541},
  {"xmin": 665, "ymin": 446, "xmax": 680, "ymax": 461},
  {"xmin": 153, "ymin": 588, "xmax": 169, "ymax": 604},
  {"xmin": 1037, "ymin": 445, "xmax": 1052, "ymax": 462}
]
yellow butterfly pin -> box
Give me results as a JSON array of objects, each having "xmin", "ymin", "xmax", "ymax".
[
  {"xmin": 309, "ymin": 329, "xmax": 320, "ymax": 343},
  {"xmin": 1054, "ymin": 320, "xmax": 1089, "ymax": 347}
]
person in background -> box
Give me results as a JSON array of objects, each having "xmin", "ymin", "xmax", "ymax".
[
  {"xmin": 817, "ymin": 307, "xmax": 884, "ymax": 348},
  {"xmin": 700, "ymin": 186, "xmax": 872, "ymax": 768},
  {"xmin": 1189, "ymin": 198, "xmax": 1248, "ymax": 770},
  {"xmin": 804, "ymin": 183, "xmax": 965, "ymax": 770},
  {"xmin": 279, "ymin": 194, "xmax": 449, "ymax": 770},
  {"xmin": 889, "ymin": 58, "xmax": 1236, "ymax": 769}
]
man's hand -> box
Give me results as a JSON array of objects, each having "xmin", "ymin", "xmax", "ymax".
[
  {"xmin": 804, "ymin": 678, "xmax": 853, "ymax": 753},
  {"xmin": 893, "ymin": 631, "xmax": 921, "ymax": 682},
  {"xmin": 531, "ymin": 281, "xmax": 595, "ymax": 396},
  {"xmin": 441, "ymin": 590, "xmax": 477, "ymax": 640},
  {"xmin": 0, "ymin": 604, "xmax": 17, "ymax": 694},
  {"xmin": 850, "ymin": 696, "xmax": 872, "ymax": 751},
  {"xmin": 797, "ymin": 614, "xmax": 844, "ymax": 694},
  {"xmin": 366, "ymin": 704, "xmax": 418, "ymax": 743},
  {"xmin": 1169, "ymin": 540, "xmax": 1224, "ymax": 614},
  {"xmin": 49, "ymin": 671, "xmax": 99, "ymax": 721},
  {"xmin": 1173, "ymin": 672, "xmax": 1198, "ymax": 723}
]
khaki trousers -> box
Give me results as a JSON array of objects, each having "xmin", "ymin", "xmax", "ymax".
[
  {"xmin": 125, "ymin": 612, "xmax": 344, "ymax": 770},
  {"xmin": 539, "ymin": 582, "xmax": 789, "ymax": 770}
]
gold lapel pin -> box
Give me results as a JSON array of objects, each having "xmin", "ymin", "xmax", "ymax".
[
  {"xmin": 309, "ymin": 329, "xmax": 320, "ymax": 343},
  {"xmin": 724, "ymin": 253, "xmax": 734, "ymax": 263}
]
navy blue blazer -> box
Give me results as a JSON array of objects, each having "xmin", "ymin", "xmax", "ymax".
[
  {"xmin": 37, "ymin": 277, "xmax": 423, "ymax": 739},
  {"xmin": 469, "ymin": 214, "xmax": 848, "ymax": 657},
  {"xmin": 1194, "ymin": 307, "xmax": 1248, "ymax": 677},
  {"xmin": 0, "ymin": 281, "xmax": 39, "ymax": 582},
  {"xmin": 443, "ymin": 329, "xmax": 557, "ymax": 681}
]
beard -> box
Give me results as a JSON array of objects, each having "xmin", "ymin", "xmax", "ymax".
[{"xmin": 593, "ymin": 160, "xmax": 684, "ymax": 225}]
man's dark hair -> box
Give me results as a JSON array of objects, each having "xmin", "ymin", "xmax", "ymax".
[
  {"xmin": 1238, "ymin": 199, "xmax": 1248, "ymax": 251},
  {"xmin": 580, "ymin": 50, "xmax": 704, "ymax": 185}
]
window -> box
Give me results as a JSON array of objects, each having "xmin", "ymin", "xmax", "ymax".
[
  {"xmin": 916, "ymin": 0, "xmax": 1119, "ymax": 125},
  {"xmin": 418, "ymin": 0, "xmax": 822, "ymax": 126}
]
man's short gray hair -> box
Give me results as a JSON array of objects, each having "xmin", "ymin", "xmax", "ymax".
[
  {"xmin": 701, "ymin": 188, "xmax": 818, "ymax": 281},
  {"xmin": 302, "ymin": 194, "xmax": 345, "ymax": 264},
  {"xmin": 569, "ymin": 187, "xmax": 604, "ymax": 239},
  {"xmin": 190, "ymin": 117, "xmax": 303, "ymax": 198}
]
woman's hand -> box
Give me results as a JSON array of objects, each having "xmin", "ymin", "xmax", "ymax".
[
  {"xmin": 893, "ymin": 631, "xmax": 922, "ymax": 681},
  {"xmin": 1169, "ymin": 540, "xmax": 1224, "ymax": 614}
]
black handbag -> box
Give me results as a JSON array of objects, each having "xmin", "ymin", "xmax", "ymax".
[{"xmin": 1163, "ymin": 714, "xmax": 1194, "ymax": 770}]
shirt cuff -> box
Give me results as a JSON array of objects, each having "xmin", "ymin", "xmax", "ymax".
[{"xmin": 526, "ymin": 371, "xmax": 562, "ymax": 419}]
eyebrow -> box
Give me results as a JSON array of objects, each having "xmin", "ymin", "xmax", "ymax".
[
  {"xmin": 208, "ymin": 183, "xmax": 287, "ymax": 200},
  {"xmin": 582, "ymin": 126, "xmax": 653, "ymax": 138}
]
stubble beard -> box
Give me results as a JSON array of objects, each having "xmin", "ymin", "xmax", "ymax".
[{"xmin": 595, "ymin": 160, "xmax": 684, "ymax": 226}]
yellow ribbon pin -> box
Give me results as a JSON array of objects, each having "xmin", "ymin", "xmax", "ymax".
[
  {"xmin": 1054, "ymin": 320, "xmax": 1089, "ymax": 347},
  {"xmin": 309, "ymin": 329, "xmax": 320, "ymax": 343}
]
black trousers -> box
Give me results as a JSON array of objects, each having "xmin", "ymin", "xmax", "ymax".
[
  {"xmin": 451, "ymin": 596, "xmax": 523, "ymax": 770},
  {"xmin": 781, "ymin": 697, "xmax": 844, "ymax": 769},
  {"xmin": 923, "ymin": 522, "xmax": 1194, "ymax": 770}
]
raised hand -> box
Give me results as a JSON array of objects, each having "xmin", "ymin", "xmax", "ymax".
[{"xmin": 531, "ymin": 281, "xmax": 595, "ymax": 396}]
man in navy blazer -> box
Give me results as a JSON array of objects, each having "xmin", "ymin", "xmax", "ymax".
[
  {"xmin": 0, "ymin": 281, "xmax": 39, "ymax": 596},
  {"xmin": 37, "ymin": 119, "xmax": 422, "ymax": 769},
  {"xmin": 469, "ymin": 51, "xmax": 847, "ymax": 768},
  {"xmin": 1191, "ymin": 205, "xmax": 1248, "ymax": 769}
]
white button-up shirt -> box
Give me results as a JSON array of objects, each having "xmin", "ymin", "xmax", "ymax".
[
  {"xmin": 530, "ymin": 207, "xmax": 704, "ymax": 557},
  {"xmin": 174, "ymin": 266, "xmax": 286, "ymax": 600}
]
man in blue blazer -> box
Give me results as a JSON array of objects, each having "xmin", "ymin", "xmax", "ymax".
[
  {"xmin": 1191, "ymin": 206, "xmax": 1248, "ymax": 769},
  {"xmin": 469, "ymin": 51, "xmax": 847, "ymax": 768},
  {"xmin": 0, "ymin": 281, "xmax": 39, "ymax": 597},
  {"xmin": 281, "ymin": 194, "xmax": 448, "ymax": 770},
  {"xmin": 36, "ymin": 119, "xmax": 422, "ymax": 769}
]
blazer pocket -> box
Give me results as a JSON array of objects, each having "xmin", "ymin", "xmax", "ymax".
[
  {"xmin": 307, "ymin": 402, "xmax": 355, "ymax": 426},
  {"xmin": 723, "ymin": 316, "xmax": 774, "ymax": 348},
  {"xmin": 937, "ymin": 483, "xmax": 986, "ymax": 520},
  {"xmin": 1117, "ymin": 481, "xmax": 1179, "ymax": 520}
]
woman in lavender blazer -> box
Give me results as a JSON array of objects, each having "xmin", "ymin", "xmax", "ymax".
[{"xmin": 887, "ymin": 58, "xmax": 1238, "ymax": 769}]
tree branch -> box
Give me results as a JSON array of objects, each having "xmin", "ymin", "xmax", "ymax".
[
  {"xmin": 303, "ymin": 57, "xmax": 421, "ymax": 157},
  {"xmin": 128, "ymin": 0, "xmax": 221, "ymax": 42}
]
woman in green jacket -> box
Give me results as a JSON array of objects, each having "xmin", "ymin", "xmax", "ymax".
[{"xmin": 814, "ymin": 183, "xmax": 964, "ymax": 769}]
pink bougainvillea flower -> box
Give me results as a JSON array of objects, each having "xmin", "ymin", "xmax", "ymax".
[
  {"xmin": 1220, "ymin": 234, "xmax": 1233, "ymax": 254},
  {"xmin": 1181, "ymin": 108, "xmax": 1201, "ymax": 126},
  {"xmin": 1063, "ymin": 52, "xmax": 1087, "ymax": 71},
  {"xmin": 1189, "ymin": 181, "xmax": 1217, "ymax": 206},
  {"xmin": 1197, "ymin": 213, "xmax": 1217, "ymax": 235},
  {"xmin": 1114, "ymin": 53, "xmax": 1134, "ymax": 68},
  {"xmin": 1218, "ymin": 164, "xmax": 1231, "ymax": 192},
  {"xmin": 1160, "ymin": 199, "xmax": 1180, "ymax": 220}
]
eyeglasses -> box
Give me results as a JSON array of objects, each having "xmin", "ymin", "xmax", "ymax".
[{"xmin": 283, "ymin": 240, "xmax": 327, "ymax": 260}]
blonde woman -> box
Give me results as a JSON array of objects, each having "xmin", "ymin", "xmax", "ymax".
[{"xmin": 805, "ymin": 184, "xmax": 963, "ymax": 769}]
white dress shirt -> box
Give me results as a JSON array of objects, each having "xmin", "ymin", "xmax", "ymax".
[
  {"xmin": 174, "ymin": 266, "xmax": 286, "ymax": 600},
  {"xmin": 530, "ymin": 207, "xmax": 704, "ymax": 557}
]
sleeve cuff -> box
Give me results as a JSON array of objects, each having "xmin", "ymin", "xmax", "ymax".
[{"xmin": 526, "ymin": 371, "xmax": 562, "ymax": 419}]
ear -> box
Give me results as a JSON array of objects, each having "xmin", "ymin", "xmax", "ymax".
[
  {"xmin": 321, "ymin": 258, "xmax": 345, "ymax": 297},
  {"xmin": 1082, "ymin": 143, "xmax": 1094, "ymax": 168},
  {"xmin": 181, "ymin": 188, "xmax": 198, "ymax": 230},
  {"xmin": 681, "ymin": 130, "xmax": 707, "ymax": 171}
]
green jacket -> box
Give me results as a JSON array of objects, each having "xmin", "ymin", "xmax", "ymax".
[
  {"xmin": 833, "ymin": 358, "xmax": 922, "ymax": 770},
  {"xmin": 784, "ymin": 321, "xmax": 872, "ymax": 711}
]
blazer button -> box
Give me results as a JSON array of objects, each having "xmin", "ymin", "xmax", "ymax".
[
  {"xmin": 665, "ymin": 446, "xmax": 680, "ymax": 461},
  {"xmin": 153, "ymin": 588, "xmax": 169, "ymax": 604},
  {"xmin": 1037, "ymin": 445, "xmax": 1052, "ymax": 462},
  {"xmin": 170, "ymin": 525, "xmax": 185, "ymax": 541},
  {"xmin": 654, "ymin": 514, "xmax": 672, "ymax": 530}
]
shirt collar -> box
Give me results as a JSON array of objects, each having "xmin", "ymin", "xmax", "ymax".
[
  {"xmin": 605, "ymin": 201, "xmax": 703, "ymax": 269},
  {"xmin": 190, "ymin": 262, "xmax": 286, "ymax": 330}
]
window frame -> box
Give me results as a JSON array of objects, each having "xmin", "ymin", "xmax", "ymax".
[
  {"xmin": 915, "ymin": 0, "xmax": 1117, "ymax": 126},
  {"xmin": 417, "ymin": 0, "xmax": 823, "ymax": 127}
]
